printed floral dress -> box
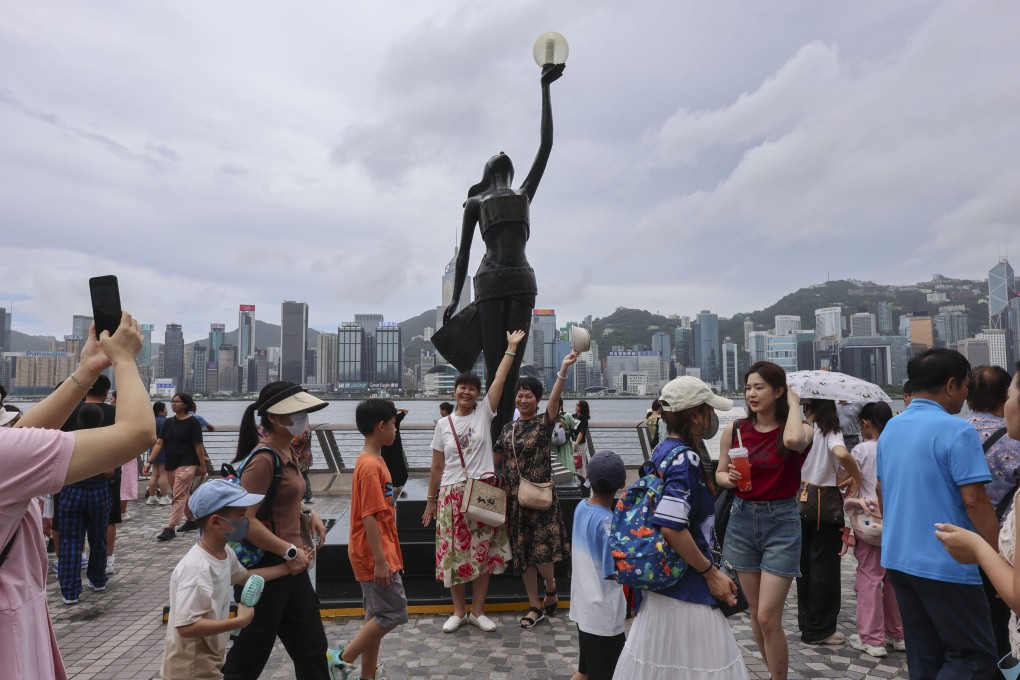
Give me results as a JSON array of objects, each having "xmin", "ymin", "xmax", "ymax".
[{"xmin": 495, "ymin": 414, "xmax": 570, "ymax": 573}]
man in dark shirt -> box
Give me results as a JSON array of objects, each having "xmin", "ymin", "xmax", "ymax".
[{"xmin": 56, "ymin": 375, "xmax": 117, "ymax": 604}]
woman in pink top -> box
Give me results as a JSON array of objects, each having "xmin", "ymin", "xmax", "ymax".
[{"xmin": 0, "ymin": 314, "xmax": 155, "ymax": 680}]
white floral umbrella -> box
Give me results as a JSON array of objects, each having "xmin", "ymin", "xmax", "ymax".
[{"xmin": 786, "ymin": 370, "xmax": 892, "ymax": 403}]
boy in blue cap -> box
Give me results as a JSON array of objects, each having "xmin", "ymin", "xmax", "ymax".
[{"xmin": 161, "ymin": 479, "xmax": 298, "ymax": 680}]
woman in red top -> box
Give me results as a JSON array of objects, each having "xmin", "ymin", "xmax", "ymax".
[{"xmin": 716, "ymin": 361, "xmax": 813, "ymax": 680}]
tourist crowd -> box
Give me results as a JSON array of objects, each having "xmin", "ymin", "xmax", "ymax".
[{"xmin": 3, "ymin": 318, "xmax": 1020, "ymax": 680}]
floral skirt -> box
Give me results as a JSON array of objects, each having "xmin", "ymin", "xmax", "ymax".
[{"xmin": 435, "ymin": 482, "xmax": 511, "ymax": 588}]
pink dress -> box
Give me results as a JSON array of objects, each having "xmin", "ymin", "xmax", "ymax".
[{"xmin": 0, "ymin": 427, "xmax": 76, "ymax": 680}]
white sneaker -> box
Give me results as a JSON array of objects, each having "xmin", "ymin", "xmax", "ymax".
[
  {"xmin": 468, "ymin": 613, "xmax": 496, "ymax": 632},
  {"xmin": 805, "ymin": 631, "xmax": 845, "ymax": 645},
  {"xmin": 146, "ymin": 495, "xmax": 158, "ymax": 506},
  {"xmin": 850, "ymin": 634, "xmax": 888, "ymax": 657},
  {"xmin": 106, "ymin": 557, "xmax": 116, "ymax": 574},
  {"xmin": 442, "ymin": 614, "xmax": 468, "ymax": 633},
  {"xmin": 886, "ymin": 635, "xmax": 906, "ymax": 652},
  {"xmin": 159, "ymin": 496, "xmax": 171, "ymax": 506}
]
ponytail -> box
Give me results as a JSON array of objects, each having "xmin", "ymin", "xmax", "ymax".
[{"xmin": 234, "ymin": 402, "xmax": 261, "ymax": 462}]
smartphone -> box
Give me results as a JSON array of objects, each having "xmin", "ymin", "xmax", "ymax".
[{"xmin": 89, "ymin": 275, "xmax": 122, "ymax": 338}]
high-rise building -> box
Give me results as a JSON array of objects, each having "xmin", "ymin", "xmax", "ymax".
[
  {"xmin": 652, "ymin": 332, "xmax": 671, "ymax": 381},
  {"xmin": 252, "ymin": 348, "xmax": 269, "ymax": 392},
  {"xmin": 748, "ymin": 331, "xmax": 770, "ymax": 364},
  {"xmin": 909, "ymin": 314, "xmax": 936, "ymax": 350},
  {"xmin": 839, "ymin": 335, "xmax": 910, "ymax": 388},
  {"xmin": 794, "ymin": 330, "xmax": 816, "ymax": 371},
  {"xmin": 850, "ymin": 312, "xmax": 877, "ymax": 337},
  {"xmin": 975, "ymin": 329, "xmax": 1009, "ymax": 370},
  {"xmin": 694, "ymin": 310, "xmax": 720, "ymax": 385},
  {"xmin": 192, "ymin": 345, "xmax": 207, "ymax": 393},
  {"xmin": 814, "ymin": 307, "xmax": 842, "ymax": 342},
  {"xmin": 721, "ymin": 339, "xmax": 739, "ymax": 392},
  {"xmin": 674, "ymin": 324, "xmax": 694, "ymax": 368},
  {"xmin": 935, "ymin": 307, "xmax": 969, "ymax": 348},
  {"xmin": 375, "ymin": 322, "xmax": 402, "ymax": 385},
  {"xmin": 139, "ymin": 323, "xmax": 154, "ymax": 367},
  {"xmin": 281, "ymin": 301, "xmax": 309, "ymax": 384},
  {"xmin": 743, "ymin": 320, "xmax": 754, "ymax": 350},
  {"xmin": 877, "ymin": 302, "xmax": 894, "ymax": 335},
  {"xmin": 72, "ymin": 315, "xmax": 93, "ymax": 340},
  {"xmin": 238, "ymin": 304, "xmax": 256, "ymax": 369},
  {"xmin": 775, "ymin": 315, "xmax": 801, "ymax": 336},
  {"xmin": 441, "ymin": 249, "xmax": 472, "ymax": 318},
  {"xmin": 989, "ymin": 257, "xmax": 1016, "ymax": 367},
  {"xmin": 64, "ymin": 336, "xmax": 85, "ymax": 357},
  {"xmin": 956, "ymin": 338, "xmax": 992, "ymax": 366},
  {"xmin": 766, "ymin": 334, "xmax": 798, "ymax": 373},
  {"xmin": 163, "ymin": 323, "xmax": 185, "ymax": 390},
  {"xmin": 338, "ymin": 323, "xmax": 366, "ymax": 383},
  {"xmin": 899, "ymin": 314, "xmax": 912, "ymax": 339},
  {"xmin": 317, "ymin": 332, "xmax": 339, "ymax": 388},
  {"xmin": 531, "ymin": 309, "xmax": 557, "ymax": 388},
  {"xmin": 1010, "ymin": 296, "xmax": 1020, "ymax": 365},
  {"xmin": 209, "ymin": 324, "xmax": 225, "ymax": 364},
  {"xmin": 354, "ymin": 314, "xmax": 384, "ymax": 383},
  {"xmin": 218, "ymin": 345, "xmax": 239, "ymax": 393},
  {"xmin": 0, "ymin": 307, "xmax": 11, "ymax": 352}
]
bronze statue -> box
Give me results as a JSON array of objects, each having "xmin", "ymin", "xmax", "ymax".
[{"xmin": 432, "ymin": 62, "xmax": 565, "ymax": 441}]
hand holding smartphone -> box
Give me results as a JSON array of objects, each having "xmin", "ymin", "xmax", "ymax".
[{"xmin": 89, "ymin": 275, "xmax": 122, "ymax": 338}]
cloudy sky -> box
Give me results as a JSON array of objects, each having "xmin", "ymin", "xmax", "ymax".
[{"xmin": 2, "ymin": 1, "xmax": 1017, "ymax": 342}]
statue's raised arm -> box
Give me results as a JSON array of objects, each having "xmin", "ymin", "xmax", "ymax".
[{"xmin": 520, "ymin": 63, "xmax": 564, "ymax": 203}]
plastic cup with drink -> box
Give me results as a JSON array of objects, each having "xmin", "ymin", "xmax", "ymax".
[{"xmin": 729, "ymin": 427, "xmax": 752, "ymax": 492}]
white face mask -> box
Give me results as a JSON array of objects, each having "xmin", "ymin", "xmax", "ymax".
[{"xmin": 284, "ymin": 412, "xmax": 309, "ymax": 437}]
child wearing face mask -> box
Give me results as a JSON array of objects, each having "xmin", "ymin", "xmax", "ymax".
[{"xmin": 161, "ymin": 479, "xmax": 292, "ymax": 680}]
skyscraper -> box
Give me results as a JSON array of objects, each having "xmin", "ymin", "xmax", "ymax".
[
  {"xmin": 934, "ymin": 307, "xmax": 969, "ymax": 348},
  {"xmin": 72, "ymin": 315, "xmax": 93, "ymax": 339},
  {"xmin": 975, "ymin": 329, "xmax": 1009, "ymax": 370},
  {"xmin": 988, "ymin": 257, "xmax": 1016, "ymax": 365},
  {"xmin": 441, "ymin": 249, "xmax": 472, "ymax": 316},
  {"xmin": 743, "ymin": 319, "xmax": 754, "ymax": 350},
  {"xmin": 238, "ymin": 304, "xmax": 256, "ymax": 360},
  {"xmin": 775, "ymin": 315, "xmax": 801, "ymax": 336},
  {"xmin": 338, "ymin": 323, "xmax": 365, "ymax": 383},
  {"xmin": 0, "ymin": 307, "xmax": 11, "ymax": 352},
  {"xmin": 209, "ymin": 324, "xmax": 225, "ymax": 364},
  {"xmin": 530, "ymin": 310, "xmax": 557, "ymax": 388},
  {"xmin": 748, "ymin": 331, "xmax": 770, "ymax": 364},
  {"xmin": 909, "ymin": 314, "xmax": 936, "ymax": 350},
  {"xmin": 674, "ymin": 322, "xmax": 694, "ymax": 368},
  {"xmin": 721, "ymin": 339, "xmax": 738, "ymax": 392},
  {"xmin": 139, "ymin": 323, "xmax": 154, "ymax": 367},
  {"xmin": 163, "ymin": 323, "xmax": 185, "ymax": 390},
  {"xmin": 652, "ymin": 331, "xmax": 671, "ymax": 381},
  {"xmin": 354, "ymin": 314, "xmax": 384, "ymax": 383},
  {"xmin": 192, "ymin": 345, "xmax": 207, "ymax": 393},
  {"xmin": 877, "ymin": 302, "xmax": 894, "ymax": 335},
  {"xmin": 850, "ymin": 312, "xmax": 877, "ymax": 337},
  {"xmin": 317, "ymin": 332, "xmax": 339, "ymax": 388},
  {"xmin": 375, "ymin": 322, "xmax": 402, "ymax": 385},
  {"xmin": 814, "ymin": 307, "xmax": 842, "ymax": 342},
  {"xmin": 281, "ymin": 301, "xmax": 309, "ymax": 384},
  {"xmin": 694, "ymin": 310, "xmax": 720, "ymax": 385}
]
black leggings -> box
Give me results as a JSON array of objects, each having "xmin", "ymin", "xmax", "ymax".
[
  {"xmin": 576, "ymin": 626, "xmax": 626, "ymax": 680},
  {"xmin": 221, "ymin": 557, "xmax": 329, "ymax": 680},
  {"xmin": 477, "ymin": 296, "xmax": 533, "ymax": 443}
]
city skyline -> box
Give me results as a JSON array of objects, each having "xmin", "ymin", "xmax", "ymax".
[{"xmin": 2, "ymin": 3, "xmax": 1018, "ymax": 340}]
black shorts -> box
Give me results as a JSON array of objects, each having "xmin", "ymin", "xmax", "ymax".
[
  {"xmin": 576, "ymin": 626, "xmax": 626, "ymax": 680},
  {"xmin": 108, "ymin": 484, "xmax": 122, "ymax": 524}
]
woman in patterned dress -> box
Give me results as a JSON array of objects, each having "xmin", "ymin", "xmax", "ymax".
[
  {"xmin": 494, "ymin": 351, "xmax": 577, "ymax": 628},
  {"xmin": 422, "ymin": 330, "xmax": 524, "ymax": 633}
]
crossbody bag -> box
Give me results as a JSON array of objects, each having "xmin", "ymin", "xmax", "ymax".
[
  {"xmin": 449, "ymin": 416, "xmax": 507, "ymax": 527},
  {"xmin": 511, "ymin": 421, "xmax": 554, "ymax": 510}
]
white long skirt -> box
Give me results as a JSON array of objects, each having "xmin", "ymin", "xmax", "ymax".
[{"xmin": 612, "ymin": 591, "xmax": 749, "ymax": 680}]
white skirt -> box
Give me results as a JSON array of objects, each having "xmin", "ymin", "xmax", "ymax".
[{"xmin": 612, "ymin": 592, "xmax": 749, "ymax": 680}]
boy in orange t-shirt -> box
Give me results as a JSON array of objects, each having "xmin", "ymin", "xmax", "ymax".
[{"xmin": 333, "ymin": 399, "xmax": 405, "ymax": 680}]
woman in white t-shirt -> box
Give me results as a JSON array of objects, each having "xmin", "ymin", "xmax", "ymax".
[
  {"xmin": 794, "ymin": 394, "xmax": 863, "ymax": 646},
  {"xmin": 422, "ymin": 330, "xmax": 524, "ymax": 633}
]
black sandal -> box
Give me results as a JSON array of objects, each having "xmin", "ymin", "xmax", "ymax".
[
  {"xmin": 519, "ymin": 606, "xmax": 544, "ymax": 629},
  {"xmin": 543, "ymin": 588, "xmax": 559, "ymax": 616}
]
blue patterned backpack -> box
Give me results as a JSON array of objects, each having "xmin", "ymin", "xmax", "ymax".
[
  {"xmin": 221, "ymin": 446, "xmax": 281, "ymax": 568},
  {"xmin": 609, "ymin": 445, "xmax": 689, "ymax": 590}
]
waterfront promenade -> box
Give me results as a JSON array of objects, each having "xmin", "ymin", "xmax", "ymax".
[{"xmin": 50, "ymin": 490, "xmax": 910, "ymax": 680}]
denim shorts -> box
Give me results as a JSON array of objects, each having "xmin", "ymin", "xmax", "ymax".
[{"xmin": 722, "ymin": 496, "xmax": 802, "ymax": 578}]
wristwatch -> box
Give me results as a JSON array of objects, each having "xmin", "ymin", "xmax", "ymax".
[{"xmin": 282, "ymin": 544, "xmax": 299, "ymax": 561}]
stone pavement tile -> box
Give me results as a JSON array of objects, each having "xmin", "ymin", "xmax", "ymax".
[{"xmin": 51, "ymin": 492, "xmax": 912, "ymax": 679}]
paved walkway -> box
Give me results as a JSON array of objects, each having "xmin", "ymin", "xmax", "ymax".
[{"xmin": 50, "ymin": 491, "xmax": 911, "ymax": 679}]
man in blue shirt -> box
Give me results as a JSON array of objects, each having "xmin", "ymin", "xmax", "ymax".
[{"xmin": 877, "ymin": 348, "xmax": 999, "ymax": 679}]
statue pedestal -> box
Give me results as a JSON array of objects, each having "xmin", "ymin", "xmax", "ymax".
[{"xmin": 315, "ymin": 477, "xmax": 584, "ymax": 612}]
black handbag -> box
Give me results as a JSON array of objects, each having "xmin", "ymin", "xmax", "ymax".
[{"xmin": 711, "ymin": 529, "xmax": 748, "ymax": 618}]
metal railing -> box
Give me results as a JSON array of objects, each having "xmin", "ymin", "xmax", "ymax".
[{"xmin": 194, "ymin": 421, "xmax": 654, "ymax": 491}]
